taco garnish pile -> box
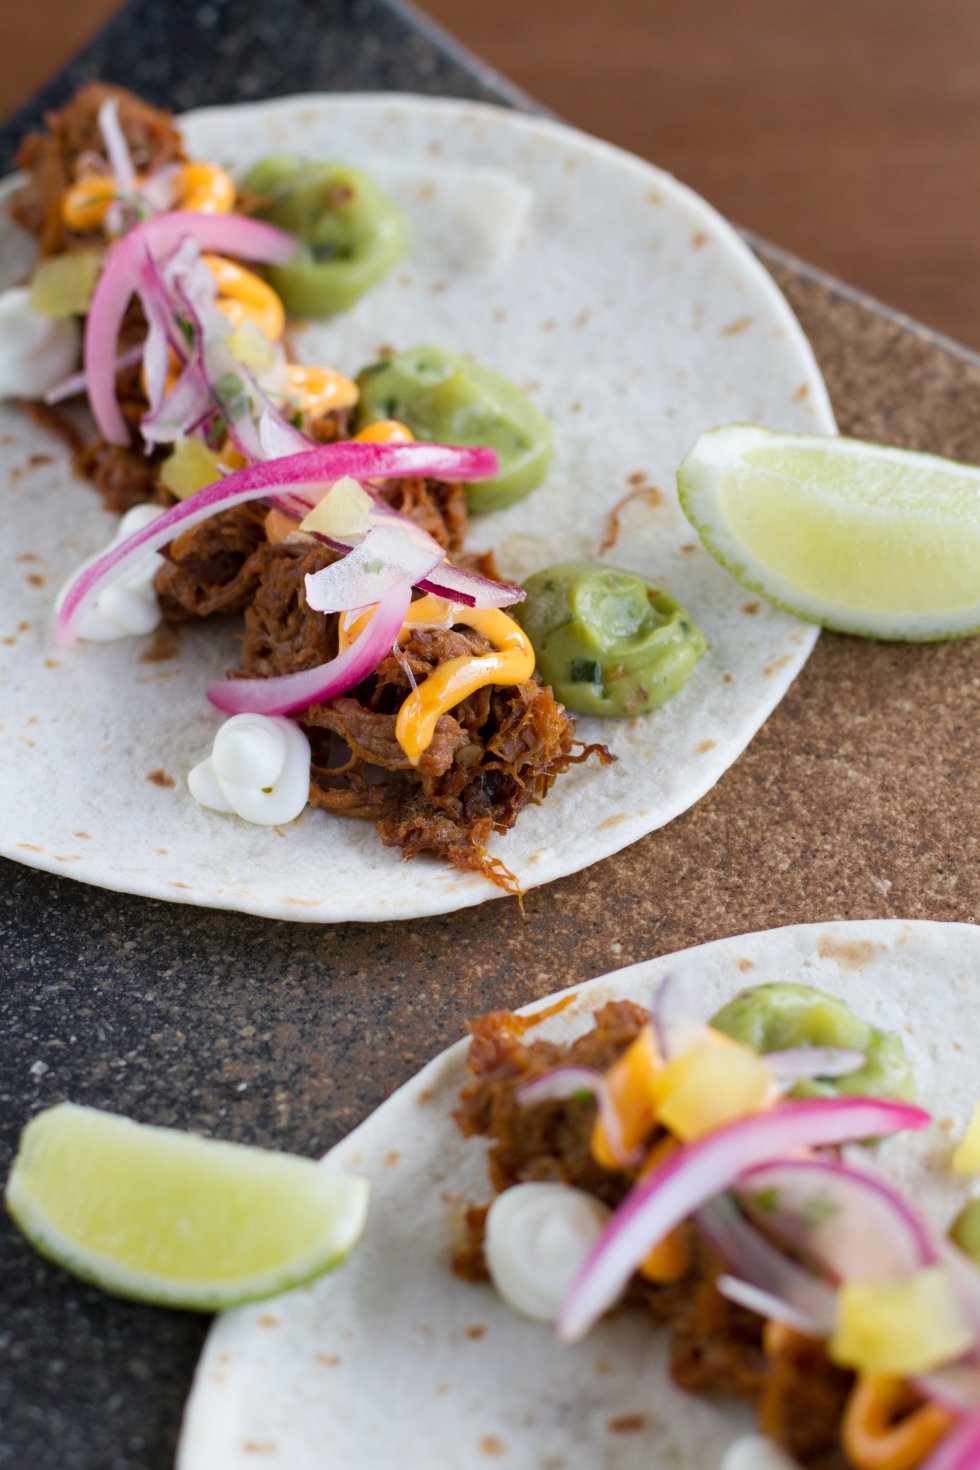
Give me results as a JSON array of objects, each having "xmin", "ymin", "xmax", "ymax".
[
  {"xmin": 6, "ymin": 83, "xmax": 755, "ymax": 891},
  {"xmin": 454, "ymin": 975, "xmax": 980, "ymax": 1469}
]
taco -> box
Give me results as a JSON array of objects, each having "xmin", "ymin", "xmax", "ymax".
[
  {"xmin": 178, "ymin": 920, "xmax": 980, "ymax": 1469},
  {"xmin": 0, "ymin": 90, "xmax": 834, "ymax": 921}
]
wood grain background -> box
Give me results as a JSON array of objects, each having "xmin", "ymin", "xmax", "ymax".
[{"xmin": 1, "ymin": 0, "xmax": 979, "ymax": 351}]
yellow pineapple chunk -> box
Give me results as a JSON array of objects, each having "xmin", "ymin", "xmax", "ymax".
[
  {"xmin": 952, "ymin": 1102, "xmax": 980, "ymax": 1175},
  {"xmin": 159, "ymin": 437, "xmax": 225, "ymax": 500},
  {"xmin": 655, "ymin": 1034, "xmax": 773, "ymax": 1141},
  {"xmin": 831, "ymin": 1265, "xmax": 973, "ymax": 1377}
]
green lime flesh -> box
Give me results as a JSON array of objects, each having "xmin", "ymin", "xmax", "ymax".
[{"xmin": 4, "ymin": 1103, "xmax": 370, "ymax": 1311}]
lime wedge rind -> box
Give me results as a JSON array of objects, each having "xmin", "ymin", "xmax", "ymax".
[
  {"xmin": 678, "ymin": 425, "xmax": 980, "ymax": 642},
  {"xmin": 4, "ymin": 1103, "xmax": 371, "ymax": 1312}
]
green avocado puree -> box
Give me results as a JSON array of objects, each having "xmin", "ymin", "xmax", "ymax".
[
  {"xmin": 710, "ymin": 982, "xmax": 915, "ymax": 1102},
  {"xmin": 243, "ymin": 155, "xmax": 409, "ymax": 317},
  {"xmin": 951, "ymin": 1200, "xmax": 980, "ymax": 1264},
  {"xmin": 354, "ymin": 346, "xmax": 553, "ymax": 514},
  {"xmin": 515, "ymin": 562, "xmax": 705, "ymax": 718}
]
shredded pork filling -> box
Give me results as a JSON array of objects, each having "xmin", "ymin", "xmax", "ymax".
[{"xmin": 454, "ymin": 1003, "xmax": 857, "ymax": 1469}]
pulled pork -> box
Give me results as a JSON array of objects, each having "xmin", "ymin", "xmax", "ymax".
[
  {"xmin": 149, "ymin": 484, "xmax": 608, "ymax": 889},
  {"xmin": 12, "ymin": 82, "xmax": 184, "ymax": 255},
  {"xmin": 453, "ymin": 1005, "xmax": 853, "ymax": 1468}
]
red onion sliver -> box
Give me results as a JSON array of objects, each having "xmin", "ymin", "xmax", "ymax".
[
  {"xmin": 696, "ymin": 1194, "xmax": 837, "ymax": 1333},
  {"xmin": 918, "ymin": 1363, "xmax": 980, "ymax": 1415},
  {"xmin": 304, "ymin": 523, "xmax": 444, "ymax": 614},
  {"xmin": 918, "ymin": 1415, "xmax": 980, "ymax": 1470},
  {"xmin": 739, "ymin": 1158, "xmax": 937, "ymax": 1283},
  {"xmin": 764, "ymin": 1046, "xmax": 866, "ymax": 1084},
  {"xmin": 98, "ymin": 97, "xmax": 136, "ymax": 191},
  {"xmin": 84, "ymin": 211, "xmax": 295, "ymax": 443},
  {"xmin": 207, "ymin": 581, "xmax": 413, "ymax": 716},
  {"xmin": 516, "ymin": 1067, "xmax": 642, "ymax": 1169},
  {"xmin": 56, "ymin": 442, "xmax": 499, "ymax": 647},
  {"xmin": 715, "ymin": 1274, "xmax": 822, "ymax": 1335},
  {"xmin": 43, "ymin": 344, "xmax": 143, "ymax": 406},
  {"xmin": 557, "ymin": 1096, "xmax": 930, "ymax": 1343}
]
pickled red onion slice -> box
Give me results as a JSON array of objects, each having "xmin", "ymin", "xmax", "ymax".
[
  {"xmin": 84, "ymin": 211, "xmax": 295, "ymax": 444},
  {"xmin": 207, "ymin": 581, "xmax": 413, "ymax": 718},
  {"xmin": 557, "ymin": 1096, "xmax": 930, "ymax": 1343},
  {"xmin": 56, "ymin": 442, "xmax": 500, "ymax": 647}
]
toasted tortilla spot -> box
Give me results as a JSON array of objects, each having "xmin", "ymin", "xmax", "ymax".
[
  {"xmin": 431, "ymin": 280, "xmax": 447, "ymax": 295},
  {"xmin": 573, "ymin": 308, "xmax": 590, "ymax": 327},
  {"xmin": 258, "ymin": 1314, "xmax": 281, "ymax": 1329},
  {"xmin": 608, "ymin": 1414, "xmax": 649, "ymax": 1434},
  {"xmin": 26, "ymin": 573, "xmax": 45, "ymax": 588},
  {"xmin": 568, "ymin": 400, "xmax": 582, "ymax": 414},
  {"xmin": 597, "ymin": 812, "xmax": 631, "ymax": 832},
  {"xmin": 647, "ymin": 187, "xmax": 663, "ymax": 204},
  {"xmin": 243, "ymin": 1442, "xmax": 277, "ymax": 1455},
  {"xmin": 54, "ymin": 854, "xmax": 80, "ymax": 862},
  {"xmin": 281, "ymin": 896, "xmax": 321, "ymax": 907},
  {"xmin": 465, "ymin": 1324, "xmax": 486, "ymax": 1340},
  {"xmin": 211, "ymin": 1371, "xmax": 226, "ymax": 1385},
  {"xmin": 794, "ymin": 382, "xmax": 811, "ymax": 402},
  {"xmin": 169, "ymin": 881, "xmax": 191, "ymax": 890},
  {"xmin": 315, "ymin": 1353, "xmax": 341, "ymax": 1366},
  {"xmin": 147, "ymin": 768, "xmax": 176, "ymax": 789},
  {"xmin": 817, "ymin": 935, "xmax": 880, "ymax": 971},
  {"xmin": 18, "ymin": 842, "xmax": 43, "ymax": 852},
  {"xmin": 139, "ymin": 625, "xmax": 182, "ymax": 663},
  {"xmin": 679, "ymin": 542, "xmax": 698, "ymax": 554},
  {"xmin": 736, "ymin": 958, "xmax": 756, "ymax": 972},
  {"xmin": 695, "ymin": 740, "xmax": 716, "ymax": 755},
  {"xmin": 382, "ymin": 1149, "xmax": 401, "ymax": 1168},
  {"xmin": 74, "ymin": 831, "xmax": 90, "ymax": 839},
  {"xmin": 479, "ymin": 1435, "xmax": 507, "ymax": 1458},
  {"xmin": 722, "ymin": 672, "xmax": 733, "ymax": 684},
  {"xmin": 763, "ymin": 654, "xmax": 793, "ymax": 677},
  {"xmin": 721, "ymin": 315, "xmax": 755, "ymax": 337},
  {"xmin": 43, "ymin": 657, "xmax": 60, "ymax": 668},
  {"xmin": 427, "ymin": 140, "xmax": 443, "ymax": 156},
  {"xmin": 691, "ymin": 231, "xmax": 709, "ymax": 248},
  {"xmin": 16, "ymin": 552, "xmax": 40, "ymax": 562},
  {"xmin": 541, "ymin": 319, "xmax": 556, "ymax": 332},
  {"xmin": 416, "ymin": 1088, "xmax": 436, "ymax": 1106},
  {"xmin": 742, "ymin": 601, "xmax": 760, "ymax": 615}
]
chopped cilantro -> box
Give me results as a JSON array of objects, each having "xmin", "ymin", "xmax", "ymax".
[{"xmin": 753, "ymin": 1186, "xmax": 779, "ymax": 1214}]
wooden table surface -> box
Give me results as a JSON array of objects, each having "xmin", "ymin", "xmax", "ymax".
[{"xmin": 1, "ymin": 0, "xmax": 979, "ymax": 352}]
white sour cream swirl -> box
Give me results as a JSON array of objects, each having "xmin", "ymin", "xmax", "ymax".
[
  {"xmin": 0, "ymin": 287, "xmax": 80, "ymax": 399},
  {"xmin": 484, "ymin": 1182, "xmax": 610, "ymax": 1322},
  {"xmin": 188, "ymin": 714, "xmax": 311, "ymax": 826},
  {"xmin": 721, "ymin": 1435, "xmax": 803, "ymax": 1470}
]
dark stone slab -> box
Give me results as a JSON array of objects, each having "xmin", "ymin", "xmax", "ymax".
[{"xmin": 3, "ymin": 3, "xmax": 980, "ymax": 1468}]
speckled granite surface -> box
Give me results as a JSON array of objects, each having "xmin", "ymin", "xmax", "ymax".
[{"xmin": 3, "ymin": 3, "xmax": 980, "ymax": 1467}]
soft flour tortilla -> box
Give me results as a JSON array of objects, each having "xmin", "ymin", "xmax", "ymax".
[
  {"xmin": 179, "ymin": 920, "xmax": 979, "ymax": 1468},
  {"xmin": 0, "ymin": 95, "xmax": 835, "ymax": 922}
]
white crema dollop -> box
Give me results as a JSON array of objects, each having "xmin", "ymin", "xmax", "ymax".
[
  {"xmin": 188, "ymin": 714, "xmax": 311, "ymax": 826},
  {"xmin": 484, "ymin": 1182, "xmax": 611, "ymax": 1322},
  {"xmin": 721, "ymin": 1435, "xmax": 803, "ymax": 1470},
  {"xmin": 0, "ymin": 287, "xmax": 80, "ymax": 400},
  {"xmin": 55, "ymin": 502, "xmax": 166, "ymax": 641}
]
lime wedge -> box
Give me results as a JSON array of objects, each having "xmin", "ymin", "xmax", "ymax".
[
  {"xmin": 677, "ymin": 425, "xmax": 980, "ymax": 640},
  {"xmin": 4, "ymin": 1103, "xmax": 370, "ymax": 1311}
]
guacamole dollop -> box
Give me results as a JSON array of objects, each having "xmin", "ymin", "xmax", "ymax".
[
  {"xmin": 354, "ymin": 346, "xmax": 553, "ymax": 514},
  {"xmin": 710, "ymin": 982, "xmax": 915, "ymax": 1102},
  {"xmin": 515, "ymin": 562, "xmax": 705, "ymax": 718},
  {"xmin": 243, "ymin": 155, "xmax": 409, "ymax": 317}
]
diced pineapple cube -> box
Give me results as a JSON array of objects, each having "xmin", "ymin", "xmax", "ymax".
[
  {"xmin": 159, "ymin": 437, "xmax": 225, "ymax": 500},
  {"xmin": 952, "ymin": 1102, "xmax": 980, "ymax": 1175},
  {"xmin": 831, "ymin": 1265, "xmax": 973, "ymax": 1377},
  {"xmin": 655, "ymin": 1034, "xmax": 773, "ymax": 1141}
]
